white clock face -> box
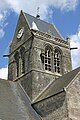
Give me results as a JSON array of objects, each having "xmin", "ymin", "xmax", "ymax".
[{"xmin": 17, "ymin": 27, "xmax": 24, "ymax": 39}]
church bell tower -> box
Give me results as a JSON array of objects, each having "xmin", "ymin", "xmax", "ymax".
[{"xmin": 8, "ymin": 10, "xmax": 72, "ymax": 101}]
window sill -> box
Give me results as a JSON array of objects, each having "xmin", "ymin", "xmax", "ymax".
[
  {"xmin": 45, "ymin": 70, "xmax": 62, "ymax": 76},
  {"xmin": 13, "ymin": 73, "xmax": 25, "ymax": 81},
  {"xmin": 54, "ymin": 72, "xmax": 62, "ymax": 76}
]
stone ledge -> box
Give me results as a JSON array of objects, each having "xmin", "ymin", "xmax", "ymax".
[
  {"xmin": 13, "ymin": 69, "xmax": 62, "ymax": 82},
  {"xmin": 32, "ymin": 29, "xmax": 69, "ymax": 46}
]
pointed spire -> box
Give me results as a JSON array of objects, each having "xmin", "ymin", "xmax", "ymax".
[{"xmin": 36, "ymin": 7, "xmax": 40, "ymax": 19}]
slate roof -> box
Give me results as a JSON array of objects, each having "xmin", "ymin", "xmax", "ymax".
[
  {"xmin": 32, "ymin": 67, "xmax": 80, "ymax": 103},
  {"xmin": 24, "ymin": 12, "xmax": 63, "ymax": 39},
  {"xmin": 0, "ymin": 79, "xmax": 41, "ymax": 120}
]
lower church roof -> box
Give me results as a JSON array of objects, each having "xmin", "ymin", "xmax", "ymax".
[
  {"xmin": 33, "ymin": 67, "xmax": 80, "ymax": 103},
  {"xmin": 0, "ymin": 79, "xmax": 41, "ymax": 120}
]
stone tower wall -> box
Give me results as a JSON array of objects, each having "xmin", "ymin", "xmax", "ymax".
[
  {"xmin": 8, "ymin": 11, "xmax": 72, "ymax": 101},
  {"xmin": 30, "ymin": 33, "xmax": 72, "ymax": 99}
]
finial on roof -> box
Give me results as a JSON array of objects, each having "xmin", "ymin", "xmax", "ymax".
[{"xmin": 36, "ymin": 7, "xmax": 40, "ymax": 19}]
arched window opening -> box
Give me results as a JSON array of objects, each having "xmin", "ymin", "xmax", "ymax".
[
  {"xmin": 45, "ymin": 46, "xmax": 52, "ymax": 71},
  {"xmin": 14, "ymin": 51, "xmax": 19, "ymax": 77},
  {"xmin": 54, "ymin": 48, "xmax": 62, "ymax": 74},
  {"xmin": 20, "ymin": 47, "xmax": 25, "ymax": 74}
]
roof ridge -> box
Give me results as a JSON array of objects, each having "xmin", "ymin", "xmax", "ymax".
[
  {"xmin": 32, "ymin": 67, "xmax": 80, "ymax": 103},
  {"xmin": 24, "ymin": 12, "xmax": 52, "ymax": 25},
  {"xmin": 42, "ymin": 67, "xmax": 80, "ymax": 93},
  {"xmin": 18, "ymin": 82, "xmax": 32, "ymax": 103},
  {"xmin": 23, "ymin": 11, "xmax": 63, "ymax": 39}
]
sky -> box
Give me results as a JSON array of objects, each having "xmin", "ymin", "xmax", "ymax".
[{"xmin": 0, "ymin": 0, "xmax": 80, "ymax": 79}]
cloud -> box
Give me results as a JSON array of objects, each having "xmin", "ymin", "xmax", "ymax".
[
  {"xmin": 0, "ymin": 10, "xmax": 9, "ymax": 38},
  {"xmin": 0, "ymin": 0, "xmax": 79, "ymax": 18},
  {"xmin": 7, "ymin": 0, "xmax": 79, "ymax": 13},
  {"xmin": 0, "ymin": 66, "xmax": 8, "ymax": 79},
  {"xmin": 70, "ymin": 25, "xmax": 80, "ymax": 69}
]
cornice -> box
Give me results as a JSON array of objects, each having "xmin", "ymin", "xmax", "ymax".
[{"xmin": 31, "ymin": 30, "xmax": 69, "ymax": 48}]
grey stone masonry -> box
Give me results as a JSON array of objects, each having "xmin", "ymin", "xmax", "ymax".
[
  {"xmin": 66, "ymin": 72, "xmax": 80, "ymax": 120},
  {"xmin": 8, "ymin": 10, "xmax": 72, "ymax": 101},
  {"xmin": 33, "ymin": 91, "xmax": 69, "ymax": 120}
]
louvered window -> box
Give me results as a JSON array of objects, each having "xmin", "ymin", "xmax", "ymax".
[
  {"xmin": 54, "ymin": 49, "xmax": 62, "ymax": 73},
  {"xmin": 45, "ymin": 47, "xmax": 52, "ymax": 71},
  {"xmin": 20, "ymin": 47, "xmax": 25, "ymax": 74},
  {"xmin": 14, "ymin": 51, "xmax": 19, "ymax": 77}
]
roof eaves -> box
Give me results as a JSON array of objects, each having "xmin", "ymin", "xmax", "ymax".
[
  {"xmin": 22, "ymin": 11, "xmax": 31, "ymax": 29},
  {"xmin": 32, "ymin": 89, "xmax": 65, "ymax": 104},
  {"xmin": 52, "ymin": 23, "xmax": 64, "ymax": 40}
]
